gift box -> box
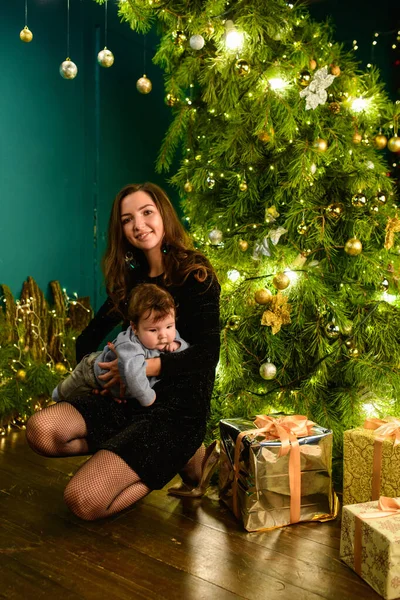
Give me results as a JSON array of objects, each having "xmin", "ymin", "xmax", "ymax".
[
  {"xmin": 343, "ymin": 419, "xmax": 400, "ymax": 506},
  {"xmin": 219, "ymin": 416, "xmax": 338, "ymax": 532},
  {"xmin": 340, "ymin": 497, "xmax": 400, "ymax": 599}
]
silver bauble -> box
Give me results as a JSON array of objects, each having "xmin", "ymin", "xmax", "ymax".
[
  {"xmin": 208, "ymin": 229, "xmax": 223, "ymax": 245},
  {"xmin": 60, "ymin": 59, "xmax": 78, "ymax": 80},
  {"xmin": 259, "ymin": 362, "xmax": 277, "ymax": 380},
  {"xmin": 189, "ymin": 34, "xmax": 205, "ymax": 50},
  {"xmin": 136, "ymin": 75, "xmax": 152, "ymax": 94},
  {"xmin": 97, "ymin": 47, "xmax": 114, "ymax": 68}
]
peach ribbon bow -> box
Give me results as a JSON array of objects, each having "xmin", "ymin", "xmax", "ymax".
[
  {"xmin": 363, "ymin": 418, "xmax": 400, "ymax": 500},
  {"xmin": 354, "ymin": 496, "xmax": 400, "ymax": 575},
  {"xmin": 232, "ymin": 415, "xmax": 315, "ymax": 524}
]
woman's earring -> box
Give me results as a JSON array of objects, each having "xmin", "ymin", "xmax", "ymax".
[
  {"xmin": 161, "ymin": 242, "xmax": 170, "ymax": 255},
  {"xmin": 125, "ymin": 251, "xmax": 138, "ymax": 270}
]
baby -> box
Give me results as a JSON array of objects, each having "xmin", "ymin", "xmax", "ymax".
[{"xmin": 52, "ymin": 283, "xmax": 188, "ymax": 406}]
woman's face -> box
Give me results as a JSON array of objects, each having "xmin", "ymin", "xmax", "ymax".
[{"xmin": 120, "ymin": 191, "xmax": 165, "ymax": 255}]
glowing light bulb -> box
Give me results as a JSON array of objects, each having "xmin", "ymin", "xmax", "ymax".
[
  {"xmin": 284, "ymin": 269, "xmax": 299, "ymax": 284},
  {"xmin": 227, "ymin": 269, "xmax": 241, "ymax": 282},
  {"xmin": 225, "ymin": 21, "xmax": 244, "ymax": 50},
  {"xmin": 268, "ymin": 77, "xmax": 287, "ymax": 90},
  {"xmin": 351, "ymin": 97, "xmax": 369, "ymax": 113}
]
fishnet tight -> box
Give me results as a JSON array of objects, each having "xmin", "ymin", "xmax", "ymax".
[
  {"xmin": 179, "ymin": 443, "xmax": 206, "ymax": 486},
  {"xmin": 26, "ymin": 403, "xmax": 150, "ymax": 520}
]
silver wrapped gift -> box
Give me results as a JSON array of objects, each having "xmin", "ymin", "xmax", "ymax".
[{"xmin": 219, "ymin": 417, "xmax": 338, "ymax": 532}]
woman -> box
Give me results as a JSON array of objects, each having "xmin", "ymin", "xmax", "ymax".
[{"xmin": 26, "ymin": 182, "xmax": 221, "ymax": 520}]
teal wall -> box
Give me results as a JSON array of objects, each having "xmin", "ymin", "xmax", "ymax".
[{"xmin": 0, "ymin": 0, "xmax": 173, "ymax": 310}]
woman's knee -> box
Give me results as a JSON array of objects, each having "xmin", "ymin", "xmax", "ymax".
[
  {"xmin": 25, "ymin": 411, "xmax": 48, "ymax": 453},
  {"xmin": 64, "ymin": 479, "xmax": 105, "ymax": 521}
]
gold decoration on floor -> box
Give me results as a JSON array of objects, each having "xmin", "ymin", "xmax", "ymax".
[
  {"xmin": 384, "ymin": 215, "xmax": 400, "ymax": 250},
  {"xmin": 261, "ymin": 292, "xmax": 291, "ymax": 335}
]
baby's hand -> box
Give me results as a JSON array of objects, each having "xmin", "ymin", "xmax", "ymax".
[{"xmin": 165, "ymin": 341, "xmax": 181, "ymax": 352}]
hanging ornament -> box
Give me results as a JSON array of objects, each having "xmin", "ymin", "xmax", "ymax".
[
  {"xmin": 261, "ymin": 292, "xmax": 291, "ymax": 334},
  {"xmin": 207, "ymin": 175, "xmax": 216, "ymax": 189},
  {"xmin": 272, "ymin": 272, "xmax": 290, "ymax": 290},
  {"xmin": 314, "ymin": 138, "xmax": 328, "ymax": 152},
  {"xmin": 297, "ymin": 222, "xmax": 308, "ymax": 235},
  {"xmin": 253, "ymin": 237, "xmax": 271, "ymax": 259},
  {"xmin": 204, "ymin": 21, "xmax": 214, "ymax": 36},
  {"xmin": 380, "ymin": 278, "xmax": 389, "ymax": 291},
  {"xmin": 351, "ymin": 193, "xmax": 367, "ymax": 208},
  {"xmin": 20, "ymin": 26, "xmax": 33, "ymax": 42},
  {"xmin": 309, "ymin": 59, "xmax": 317, "ymax": 71},
  {"xmin": 352, "ymin": 132, "xmax": 362, "ymax": 144},
  {"xmin": 375, "ymin": 191, "xmax": 387, "ymax": 205},
  {"xmin": 347, "ymin": 345, "xmax": 360, "ymax": 358},
  {"xmin": 238, "ymin": 239, "xmax": 248, "ymax": 252},
  {"xmin": 259, "ymin": 362, "xmax": 277, "ymax": 380},
  {"xmin": 331, "ymin": 65, "xmax": 341, "ymax": 76},
  {"xmin": 344, "ymin": 238, "xmax": 362, "ymax": 256},
  {"xmin": 297, "ymin": 70, "xmax": 312, "ymax": 87},
  {"xmin": 55, "ymin": 362, "xmax": 68, "ymax": 375},
  {"xmin": 388, "ymin": 135, "xmax": 400, "ymax": 153},
  {"xmin": 326, "ymin": 203, "xmax": 344, "ymax": 220},
  {"xmin": 172, "ymin": 30, "xmax": 187, "ymax": 46},
  {"xmin": 310, "ymin": 163, "xmax": 317, "ymax": 175},
  {"xmin": 299, "ymin": 66, "xmax": 336, "ymax": 110},
  {"xmin": 189, "ymin": 34, "xmax": 205, "ymax": 50},
  {"xmin": 374, "ymin": 134, "xmax": 388, "ymax": 150},
  {"xmin": 265, "ymin": 206, "xmax": 280, "ymax": 223},
  {"xmin": 97, "ymin": 47, "xmax": 114, "ymax": 68},
  {"xmin": 60, "ymin": 59, "xmax": 78, "ymax": 79},
  {"xmin": 226, "ymin": 315, "xmax": 241, "ymax": 331},
  {"xmin": 208, "ymin": 229, "xmax": 223, "ymax": 245},
  {"xmin": 235, "ymin": 59, "xmax": 250, "ymax": 76},
  {"xmin": 136, "ymin": 75, "xmax": 152, "ymax": 94},
  {"xmin": 184, "ymin": 181, "xmax": 193, "ymax": 193},
  {"xmin": 385, "ymin": 215, "xmax": 400, "ymax": 250},
  {"xmin": 254, "ymin": 289, "xmax": 272, "ymax": 305},
  {"xmin": 258, "ymin": 130, "xmax": 273, "ymax": 143},
  {"xmin": 369, "ymin": 203, "xmax": 379, "ymax": 214},
  {"xmin": 239, "ymin": 180, "xmax": 248, "ymax": 191},
  {"xmin": 325, "ymin": 322, "xmax": 340, "ymax": 339},
  {"xmin": 16, "ymin": 369, "xmax": 27, "ymax": 381},
  {"xmin": 329, "ymin": 102, "xmax": 341, "ymax": 114},
  {"xmin": 269, "ymin": 227, "xmax": 288, "ymax": 245},
  {"xmin": 165, "ymin": 93, "xmax": 178, "ymax": 106}
]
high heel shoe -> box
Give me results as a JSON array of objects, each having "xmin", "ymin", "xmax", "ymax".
[{"xmin": 168, "ymin": 440, "xmax": 220, "ymax": 498}]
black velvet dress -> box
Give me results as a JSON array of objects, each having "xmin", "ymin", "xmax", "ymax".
[{"xmin": 68, "ymin": 270, "xmax": 221, "ymax": 490}]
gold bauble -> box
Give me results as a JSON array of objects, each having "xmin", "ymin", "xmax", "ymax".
[
  {"xmin": 136, "ymin": 75, "xmax": 152, "ymax": 94},
  {"xmin": 309, "ymin": 59, "xmax": 317, "ymax": 71},
  {"xmin": 369, "ymin": 203, "xmax": 379, "ymax": 214},
  {"xmin": 351, "ymin": 193, "xmax": 367, "ymax": 208},
  {"xmin": 239, "ymin": 181, "xmax": 248, "ymax": 191},
  {"xmin": 238, "ymin": 239, "xmax": 248, "ymax": 252},
  {"xmin": 331, "ymin": 65, "xmax": 341, "ymax": 76},
  {"xmin": 55, "ymin": 362, "xmax": 68, "ymax": 375},
  {"xmin": 226, "ymin": 315, "xmax": 241, "ymax": 331},
  {"xmin": 204, "ymin": 21, "xmax": 215, "ymax": 36},
  {"xmin": 314, "ymin": 138, "xmax": 328, "ymax": 152},
  {"xmin": 16, "ymin": 369, "xmax": 27, "ymax": 381},
  {"xmin": 326, "ymin": 203, "xmax": 344, "ymax": 220},
  {"xmin": 172, "ymin": 30, "xmax": 187, "ymax": 46},
  {"xmin": 97, "ymin": 47, "xmax": 114, "ymax": 68},
  {"xmin": 254, "ymin": 289, "xmax": 272, "ymax": 305},
  {"xmin": 258, "ymin": 129, "xmax": 274, "ymax": 142},
  {"xmin": 297, "ymin": 222, "xmax": 308, "ymax": 235},
  {"xmin": 20, "ymin": 26, "xmax": 33, "ymax": 42},
  {"xmin": 184, "ymin": 181, "xmax": 193, "ymax": 193},
  {"xmin": 352, "ymin": 132, "xmax": 362, "ymax": 144},
  {"xmin": 380, "ymin": 278, "xmax": 389, "ymax": 291},
  {"xmin": 235, "ymin": 59, "xmax": 250, "ymax": 76},
  {"xmin": 165, "ymin": 93, "xmax": 178, "ymax": 106},
  {"xmin": 272, "ymin": 272, "xmax": 290, "ymax": 290},
  {"xmin": 329, "ymin": 102, "xmax": 341, "ymax": 114},
  {"xmin": 374, "ymin": 134, "xmax": 388, "ymax": 150},
  {"xmin": 344, "ymin": 238, "xmax": 362, "ymax": 256},
  {"xmin": 388, "ymin": 136, "xmax": 400, "ymax": 153},
  {"xmin": 60, "ymin": 59, "xmax": 78, "ymax": 80},
  {"xmin": 298, "ymin": 70, "xmax": 311, "ymax": 87},
  {"xmin": 375, "ymin": 191, "xmax": 387, "ymax": 205},
  {"xmin": 325, "ymin": 322, "xmax": 340, "ymax": 339},
  {"xmin": 348, "ymin": 346, "xmax": 360, "ymax": 357},
  {"xmin": 259, "ymin": 362, "xmax": 277, "ymax": 380}
]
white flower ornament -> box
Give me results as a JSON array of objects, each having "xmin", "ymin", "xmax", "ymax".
[{"xmin": 299, "ymin": 66, "xmax": 336, "ymax": 110}]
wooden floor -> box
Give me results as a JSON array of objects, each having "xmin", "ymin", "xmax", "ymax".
[{"xmin": 0, "ymin": 432, "xmax": 380, "ymax": 600}]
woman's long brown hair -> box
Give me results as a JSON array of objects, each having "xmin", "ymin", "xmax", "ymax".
[{"xmin": 102, "ymin": 182, "xmax": 216, "ymax": 309}]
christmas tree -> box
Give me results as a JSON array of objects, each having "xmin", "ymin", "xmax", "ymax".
[{"xmin": 111, "ymin": 0, "xmax": 400, "ymax": 471}]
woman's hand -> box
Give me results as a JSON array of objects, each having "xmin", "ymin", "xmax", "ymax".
[
  {"xmin": 97, "ymin": 342, "xmax": 126, "ymax": 399},
  {"xmin": 146, "ymin": 357, "xmax": 161, "ymax": 377}
]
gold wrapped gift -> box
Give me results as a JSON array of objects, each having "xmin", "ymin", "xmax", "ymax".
[
  {"xmin": 219, "ymin": 416, "xmax": 338, "ymax": 532},
  {"xmin": 340, "ymin": 497, "xmax": 400, "ymax": 599},
  {"xmin": 343, "ymin": 419, "xmax": 400, "ymax": 506}
]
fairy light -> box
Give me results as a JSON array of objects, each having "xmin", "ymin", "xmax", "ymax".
[
  {"xmin": 350, "ymin": 97, "xmax": 370, "ymax": 113},
  {"xmin": 225, "ymin": 20, "xmax": 244, "ymax": 51},
  {"xmin": 227, "ymin": 269, "xmax": 241, "ymax": 282},
  {"xmin": 268, "ymin": 77, "xmax": 288, "ymax": 90}
]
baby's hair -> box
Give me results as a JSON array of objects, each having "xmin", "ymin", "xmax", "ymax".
[{"xmin": 128, "ymin": 283, "xmax": 176, "ymax": 326}]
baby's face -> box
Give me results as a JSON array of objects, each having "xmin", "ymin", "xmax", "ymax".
[{"xmin": 133, "ymin": 310, "xmax": 176, "ymax": 351}]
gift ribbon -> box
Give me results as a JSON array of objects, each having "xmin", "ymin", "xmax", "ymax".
[
  {"xmin": 232, "ymin": 415, "xmax": 315, "ymax": 524},
  {"xmin": 353, "ymin": 496, "xmax": 400, "ymax": 576},
  {"xmin": 363, "ymin": 418, "xmax": 400, "ymax": 500}
]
